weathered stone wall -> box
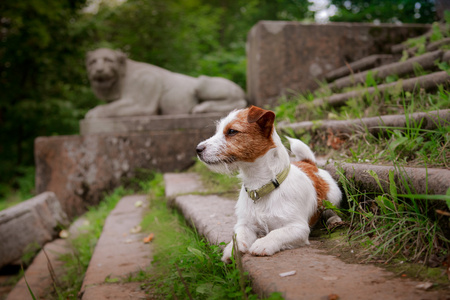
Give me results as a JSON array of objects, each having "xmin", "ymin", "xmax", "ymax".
[
  {"xmin": 246, "ymin": 21, "xmax": 430, "ymax": 107},
  {"xmin": 35, "ymin": 114, "xmax": 222, "ymax": 218}
]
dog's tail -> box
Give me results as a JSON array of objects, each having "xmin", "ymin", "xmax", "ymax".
[{"xmin": 286, "ymin": 136, "xmax": 316, "ymax": 163}]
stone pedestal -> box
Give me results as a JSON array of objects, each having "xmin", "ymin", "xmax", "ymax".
[
  {"xmin": 246, "ymin": 21, "xmax": 430, "ymax": 107},
  {"xmin": 35, "ymin": 114, "xmax": 223, "ymax": 218}
]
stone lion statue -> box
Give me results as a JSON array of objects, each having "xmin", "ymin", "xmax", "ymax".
[{"xmin": 85, "ymin": 48, "xmax": 247, "ymax": 118}]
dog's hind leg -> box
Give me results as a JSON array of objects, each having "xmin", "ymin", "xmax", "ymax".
[{"xmin": 322, "ymin": 209, "xmax": 342, "ymax": 227}]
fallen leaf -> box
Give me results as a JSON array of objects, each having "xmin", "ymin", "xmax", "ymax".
[
  {"xmin": 143, "ymin": 233, "xmax": 154, "ymax": 243},
  {"xmin": 328, "ymin": 294, "xmax": 339, "ymax": 300},
  {"xmin": 59, "ymin": 230, "xmax": 69, "ymax": 239},
  {"xmin": 124, "ymin": 239, "xmax": 133, "ymax": 244},
  {"xmin": 435, "ymin": 209, "xmax": 450, "ymax": 216},
  {"xmin": 130, "ymin": 225, "xmax": 142, "ymax": 234},
  {"xmin": 326, "ymin": 129, "xmax": 345, "ymax": 150},
  {"xmin": 134, "ymin": 200, "xmax": 143, "ymax": 207}
]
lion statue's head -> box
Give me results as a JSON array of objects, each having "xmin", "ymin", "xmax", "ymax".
[{"xmin": 86, "ymin": 48, "xmax": 127, "ymax": 102}]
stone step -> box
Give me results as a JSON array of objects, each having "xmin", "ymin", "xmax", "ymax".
[
  {"xmin": 164, "ymin": 173, "xmax": 449, "ymax": 299},
  {"xmin": 324, "ymin": 54, "xmax": 397, "ymax": 82},
  {"xmin": 5, "ymin": 216, "xmax": 89, "ymax": 299},
  {"xmin": 79, "ymin": 195, "xmax": 151, "ymax": 300},
  {"xmin": 328, "ymin": 50, "xmax": 449, "ymax": 91},
  {"xmin": 322, "ymin": 162, "xmax": 450, "ymax": 198},
  {"xmin": 279, "ymin": 109, "xmax": 450, "ymax": 138},
  {"xmin": 6, "ymin": 239, "xmax": 70, "ymax": 300},
  {"xmin": 304, "ymin": 71, "xmax": 450, "ymax": 109},
  {"xmin": 390, "ymin": 24, "xmax": 446, "ymax": 54}
]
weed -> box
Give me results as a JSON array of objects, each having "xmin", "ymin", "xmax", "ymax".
[{"xmin": 336, "ymin": 166, "xmax": 449, "ymax": 272}]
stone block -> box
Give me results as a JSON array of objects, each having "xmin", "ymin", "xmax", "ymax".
[
  {"xmin": 246, "ymin": 21, "xmax": 429, "ymax": 107},
  {"xmin": 0, "ymin": 192, "xmax": 69, "ymax": 268},
  {"xmin": 79, "ymin": 112, "xmax": 224, "ymax": 135},
  {"xmin": 35, "ymin": 114, "xmax": 220, "ymax": 218}
]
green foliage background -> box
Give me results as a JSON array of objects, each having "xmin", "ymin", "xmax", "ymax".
[{"xmin": 0, "ymin": 0, "xmax": 438, "ymax": 200}]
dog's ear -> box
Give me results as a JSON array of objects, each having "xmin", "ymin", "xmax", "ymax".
[{"xmin": 247, "ymin": 106, "xmax": 275, "ymax": 137}]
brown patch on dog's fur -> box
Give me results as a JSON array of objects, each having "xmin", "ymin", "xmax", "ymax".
[
  {"xmin": 293, "ymin": 159, "xmax": 330, "ymax": 226},
  {"xmin": 222, "ymin": 107, "xmax": 276, "ymax": 162}
]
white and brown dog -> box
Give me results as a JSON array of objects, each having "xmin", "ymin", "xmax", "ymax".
[{"xmin": 196, "ymin": 106, "xmax": 342, "ymax": 262}]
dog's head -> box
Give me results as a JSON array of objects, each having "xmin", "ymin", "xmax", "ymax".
[{"xmin": 196, "ymin": 106, "xmax": 276, "ymax": 174}]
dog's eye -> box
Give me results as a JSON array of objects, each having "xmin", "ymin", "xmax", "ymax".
[{"xmin": 227, "ymin": 129, "xmax": 239, "ymax": 136}]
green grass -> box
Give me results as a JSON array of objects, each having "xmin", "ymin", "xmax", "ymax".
[
  {"xmin": 188, "ymin": 160, "xmax": 241, "ymax": 197},
  {"xmin": 333, "ymin": 167, "xmax": 450, "ymax": 286},
  {"xmin": 132, "ymin": 172, "xmax": 283, "ymax": 300}
]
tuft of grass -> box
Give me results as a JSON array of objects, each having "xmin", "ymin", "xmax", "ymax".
[{"xmin": 336, "ymin": 166, "xmax": 449, "ymax": 272}]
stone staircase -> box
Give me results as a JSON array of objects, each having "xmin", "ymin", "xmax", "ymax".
[
  {"xmin": 2, "ymin": 24, "xmax": 450, "ymax": 300},
  {"xmin": 6, "ymin": 170, "xmax": 449, "ymax": 299}
]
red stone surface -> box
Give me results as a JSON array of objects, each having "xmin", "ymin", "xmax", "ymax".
[
  {"xmin": 35, "ymin": 124, "xmax": 216, "ymax": 219},
  {"xmin": 164, "ymin": 172, "xmax": 206, "ymax": 199},
  {"xmin": 80, "ymin": 195, "xmax": 151, "ymax": 299},
  {"xmin": 6, "ymin": 239, "xmax": 70, "ymax": 300}
]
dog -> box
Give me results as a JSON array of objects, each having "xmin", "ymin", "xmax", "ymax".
[{"xmin": 196, "ymin": 106, "xmax": 342, "ymax": 262}]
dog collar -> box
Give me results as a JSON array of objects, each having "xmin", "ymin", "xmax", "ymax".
[{"xmin": 245, "ymin": 165, "xmax": 291, "ymax": 203}]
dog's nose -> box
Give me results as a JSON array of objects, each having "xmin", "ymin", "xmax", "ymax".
[{"xmin": 196, "ymin": 144, "xmax": 206, "ymax": 155}]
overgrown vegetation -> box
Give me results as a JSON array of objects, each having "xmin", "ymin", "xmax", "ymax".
[{"xmin": 274, "ymin": 20, "xmax": 450, "ymax": 281}]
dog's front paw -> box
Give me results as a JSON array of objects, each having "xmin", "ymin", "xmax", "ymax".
[
  {"xmin": 249, "ymin": 238, "xmax": 280, "ymax": 256},
  {"xmin": 221, "ymin": 239, "xmax": 250, "ymax": 263},
  {"xmin": 221, "ymin": 243, "xmax": 233, "ymax": 263}
]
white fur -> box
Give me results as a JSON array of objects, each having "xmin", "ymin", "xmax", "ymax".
[{"xmin": 197, "ymin": 109, "xmax": 342, "ymax": 262}]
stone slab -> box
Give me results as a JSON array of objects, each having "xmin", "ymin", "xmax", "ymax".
[
  {"xmin": 243, "ymin": 245, "xmax": 448, "ymax": 300},
  {"xmin": 323, "ymin": 162, "xmax": 450, "ymax": 197},
  {"xmin": 330, "ymin": 50, "xmax": 446, "ymax": 90},
  {"xmin": 279, "ymin": 109, "xmax": 450, "ymax": 136},
  {"xmin": 164, "ymin": 172, "xmax": 206, "ymax": 199},
  {"xmin": 0, "ymin": 192, "xmax": 69, "ymax": 268},
  {"xmin": 35, "ymin": 119, "xmax": 217, "ymax": 218},
  {"xmin": 174, "ymin": 194, "xmax": 236, "ymax": 246},
  {"xmin": 247, "ymin": 21, "xmax": 429, "ymax": 107},
  {"xmin": 81, "ymin": 283, "xmax": 147, "ymax": 300},
  {"xmin": 80, "ymin": 195, "xmax": 151, "ymax": 299},
  {"xmin": 80, "ymin": 112, "xmax": 224, "ymax": 135},
  {"xmin": 325, "ymin": 54, "xmax": 396, "ymax": 82},
  {"xmin": 6, "ymin": 239, "xmax": 70, "ymax": 300}
]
